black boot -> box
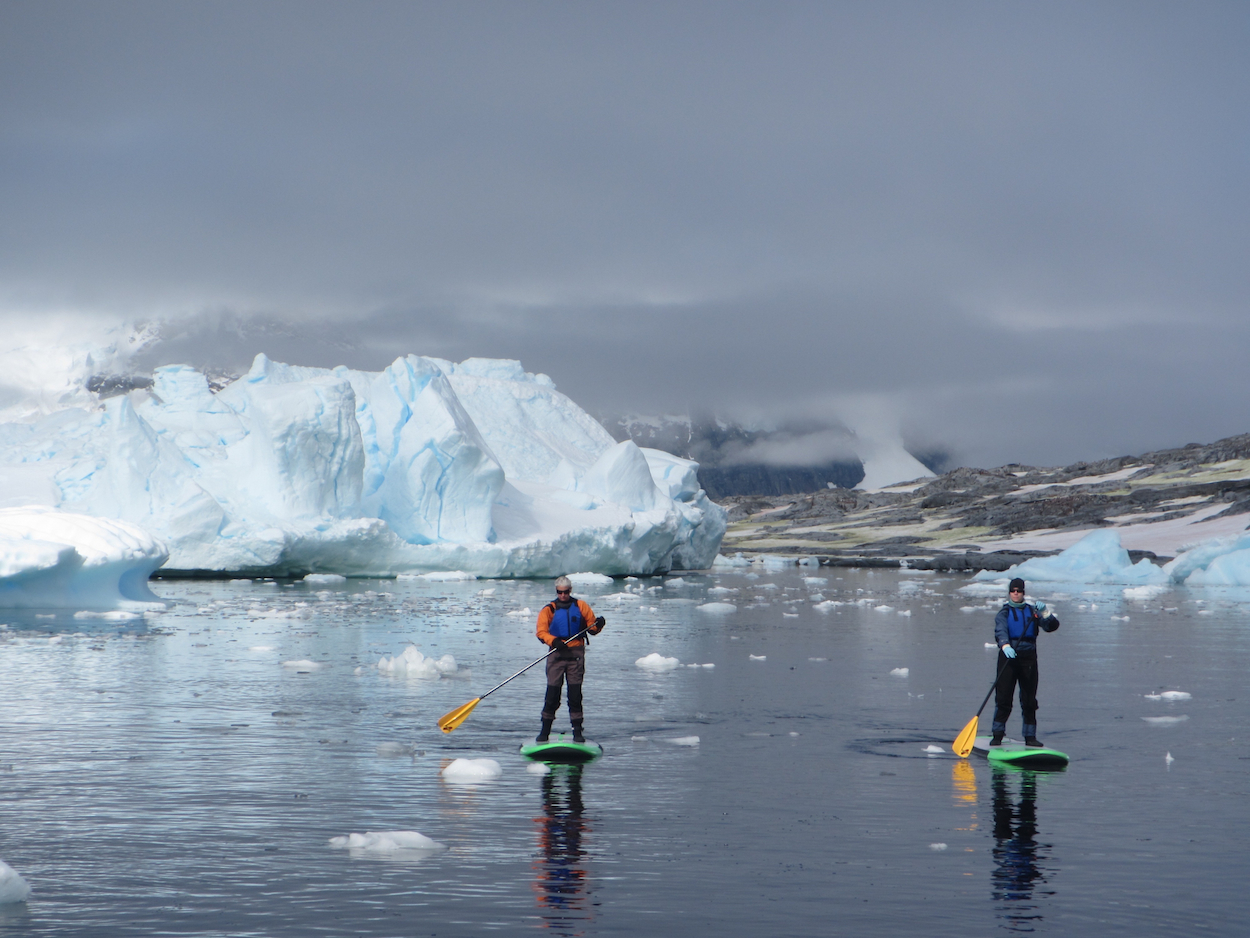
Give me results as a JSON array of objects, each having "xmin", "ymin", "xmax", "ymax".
[
  {"xmin": 990, "ymin": 732, "xmax": 1004, "ymax": 746},
  {"xmin": 1025, "ymin": 736, "xmax": 1043, "ymax": 748},
  {"xmin": 571, "ymin": 720, "xmax": 586, "ymax": 743},
  {"xmin": 536, "ymin": 719, "xmax": 553, "ymax": 743}
]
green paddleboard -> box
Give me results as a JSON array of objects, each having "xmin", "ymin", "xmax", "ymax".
[
  {"xmin": 519, "ymin": 734, "xmax": 603, "ymax": 764},
  {"xmin": 972, "ymin": 735, "xmax": 1068, "ymax": 769}
]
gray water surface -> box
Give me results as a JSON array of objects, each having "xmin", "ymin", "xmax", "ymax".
[{"xmin": 0, "ymin": 568, "xmax": 1246, "ymax": 936}]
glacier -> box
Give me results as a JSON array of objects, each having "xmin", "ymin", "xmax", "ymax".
[{"xmin": 0, "ymin": 352, "xmax": 726, "ymax": 590}]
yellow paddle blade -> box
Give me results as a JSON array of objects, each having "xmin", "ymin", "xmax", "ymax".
[
  {"xmin": 437, "ymin": 697, "xmax": 482, "ymax": 733},
  {"xmin": 952, "ymin": 714, "xmax": 979, "ymax": 757}
]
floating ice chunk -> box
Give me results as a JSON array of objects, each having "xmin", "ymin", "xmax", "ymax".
[
  {"xmin": 707, "ymin": 586, "xmax": 738, "ymax": 596},
  {"xmin": 328, "ymin": 831, "xmax": 446, "ymax": 852},
  {"xmin": 505, "ymin": 607, "xmax": 533, "ymax": 617},
  {"xmin": 0, "ymin": 860, "xmax": 31, "ymax": 903},
  {"xmin": 302, "ymin": 573, "xmax": 346, "ymax": 584},
  {"xmin": 985, "ymin": 642, "xmax": 998, "ymax": 649},
  {"xmin": 929, "ymin": 843, "xmax": 948, "ymax": 851},
  {"xmin": 1111, "ymin": 615, "xmax": 1130, "ymax": 621},
  {"xmin": 890, "ymin": 668, "xmax": 909, "ymax": 677},
  {"xmin": 813, "ymin": 600, "xmax": 844, "ymax": 611},
  {"xmin": 442, "ymin": 758, "xmax": 503, "ymax": 782},
  {"xmin": 712, "ymin": 553, "xmax": 752, "ymax": 568},
  {"xmin": 1145, "ymin": 691, "xmax": 1191, "ymax": 701},
  {"xmin": 377, "ymin": 646, "xmax": 457, "ymax": 679},
  {"xmin": 249, "ymin": 645, "xmax": 275, "ymax": 652},
  {"xmin": 566, "ymin": 571, "xmax": 612, "ymax": 585},
  {"xmin": 874, "ymin": 605, "xmax": 894, "ymax": 612},
  {"xmin": 527, "ymin": 761, "xmax": 551, "ymax": 775},
  {"xmin": 281, "ymin": 659, "xmax": 323, "ymax": 670},
  {"xmin": 1142, "ymin": 715, "xmax": 1189, "ymax": 724},
  {"xmin": 974, "ymin": 529, "xmax": 1167, "ymax": 586},
  {"xmin": 808, "ymin": 657, "xmax": 827, "ymax": 662},
  {"xmin": 923, "ymin": 745, "xmax": 945, "ymax": 754},
  {"xmin": 1166, "ymin": 752, "xmax": 1175, "ymax": 765},
  {"xmin": 635, "ymin": 653, "xmax": 680, "ymax": 671},
  {"xmin": 1164, "ymin": 534, "xmax": 1250, "ymax": 586},
  {"xmin": 803, "ymin": 576, "xmax": 828, "ymax": 586},
  {"xmin": 1123, "ymin": 584, "xmax": 1167, "ymax": 600},
  {"xmin": 413, "ymin": 570, "xmax": 477, "ymax": 581},
  {"xmin": 749, "ymin": 654, "xmax": 767, "ymax": 661},
  {"xmin": 697, "ymin": 602, "xmax": 737, "ymax": 614},
  {"xmin": 0, "ymin": 506, "xmax": 168, "ymax": 610},
  {"xmin": 897, "ymin": 609, "xmax": 912, "ymax": 617},
  {"xmin": 476, "ymin": 588, "xmax": 495, "ymax": 596},
  {"xmin": 783, "ymin": 612, "xmax": 799, "ymax": 618},
  {"xmin": 1197, "ymin": 609, "xmax": 1214, "ymax": 616},
  {"xmin": 669, "ymin": 736, "xmax": 700, "ymax": 746},
  {"xmin": 73, "ymin": 610, "xmax": 140, "ymax": 620},
  {"xmin": 664, "ymin": 577, "xmax": 686, "ymax": 587}
]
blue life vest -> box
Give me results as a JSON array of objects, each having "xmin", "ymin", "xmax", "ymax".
[
  {"xmin": 1003, "ymin": 605, "xmax": 1039, "ymax": 644},
  {"xmin": 548, "ymin": 600, "xmax": 585, "ymax": 639}
]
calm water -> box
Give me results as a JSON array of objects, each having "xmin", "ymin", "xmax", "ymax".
[{"xmin": 0, "ymin": 567, "xmax": 1247, "ymax": 936}]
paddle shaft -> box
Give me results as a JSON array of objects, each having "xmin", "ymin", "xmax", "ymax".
[
  {"xmin": 976, "ymin": 658, "xmax": 1011, "ymax": 718},
  {"xmin": 475, "ymin": 628, "xmax": 590, "ymax": 703}
]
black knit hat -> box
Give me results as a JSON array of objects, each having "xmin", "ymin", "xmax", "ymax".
[{"xmin": 1008, "ymin": 577, "xmax": 1026, "ymax": 592}]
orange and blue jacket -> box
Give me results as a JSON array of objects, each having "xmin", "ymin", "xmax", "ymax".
[{"xmin": 536, "ymin": 598, "xmax": 601, "ymax": 649}]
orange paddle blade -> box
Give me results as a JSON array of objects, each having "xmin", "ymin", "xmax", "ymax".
[
  {"xmin": 952, "ymin": 714, "xmax": 979, "ymax": 757},
  {"xmin": 437, "ymin": 697, "xmax": 482, "ymax": 733}
]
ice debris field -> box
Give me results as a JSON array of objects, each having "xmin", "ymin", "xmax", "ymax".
[{"xmin": 0, "ymin": 351, "xmax": 726, "ymax": 607}]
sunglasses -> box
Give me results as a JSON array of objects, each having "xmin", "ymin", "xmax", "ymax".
[
  {"xmin": 1009, "ymin": 588, "xmax": 1025, "ymax": 594},
  {"xmin": 556, "ymin": 589, "xmax": 572, "ymax": 595}
]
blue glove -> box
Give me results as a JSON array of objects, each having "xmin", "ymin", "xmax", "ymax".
[
  {"xmin": 1001, "ymin": 645, "xmax": 1017, "ymax": 659},
  {"xmin": 1033, "ymin": 601, "xmax": 1047, "ymax": 615}
]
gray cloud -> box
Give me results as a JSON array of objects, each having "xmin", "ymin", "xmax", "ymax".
[{"xmin": 3, "ymin": 1, "xmax": 1248, "ymax": 469}]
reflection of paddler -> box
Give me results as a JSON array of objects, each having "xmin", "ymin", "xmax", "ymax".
[
  {"xmin": 532, "ymin": 765, "xmax": 592, "ymax": 932},
  {"xmin": 992, "ymin": 769, "xmax": 1054, "ymax": 930}
]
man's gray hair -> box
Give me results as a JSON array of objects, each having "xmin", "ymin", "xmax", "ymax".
[{"xmin": 554, "ymin": 575, "xmax": 572, "ymax": 590}]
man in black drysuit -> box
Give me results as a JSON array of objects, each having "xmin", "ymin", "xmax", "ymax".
[{"xmin": 992, "ymin": 577, "xmax": 1060, "ymax": 748}]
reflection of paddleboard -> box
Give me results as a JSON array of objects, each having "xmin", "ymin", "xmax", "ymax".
[
  {"xmin": 519, "ymin": 734, "xmax": 603, "ymax": 764},
  {"xmin": 972, "ymin": 735, "xmax": 1068, "ymax": 769}
]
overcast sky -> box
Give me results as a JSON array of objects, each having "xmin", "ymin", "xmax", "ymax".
[{"xmin": 3, "ymin": 1, "xmax": 1248, "ymax": 468}]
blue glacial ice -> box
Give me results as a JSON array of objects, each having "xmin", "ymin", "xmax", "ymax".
[
  {"xmin": 0, "ymin": 353, "xmax": 726, "ymax": 591},
  {"xmin": 973, "ymin": 529, "xmax": 1168, "ymax": 586}
]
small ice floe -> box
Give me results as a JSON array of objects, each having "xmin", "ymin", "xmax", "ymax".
[
  {"xmin": 328, "ymin": 831, "xmax": 446, "ymax": 853},
  {"xmin": 685, "ymin": 662, "xmax": 715, "ymax": 669},
  {"xmin": 303, "ymin": 573, "xmax": 346, "ymax": 584},
  {"xmin": 809, "ymin": 593, "xmax": 824, "ymax": 602},
  {"xmin": 505, "ymin": 607, "xmax": 533, "ymax": 617},
  {"xmin": 1145, "ymin": 691, "xmax": 1192, "ymax": 701},
  {"xmin": 567, "ymin": 572, "xmax": 613, "ymax": 585},
  {"xmin": 376, "ymin": 742, "xmax": 415, "ymax": 757},
  {"xmin": 0, "ymin": 859, "xmax": 32, "ymax": 903},
  {"xmin": 929, "ymin": 843, "xmax": 948, "ymax": 851},
  {"xmin": 527, "ymin": 762, "xmax": 551, "ymax": 775},
  {"xmin": 377, "ymin": 646, "xmax": 457, "ymax": 679},
  {"xmin": 1142, "ymin": 715, "xmax": 1189, "ymax": 725},
  {"xmin": 961, "ymin": 606, "xmax": 984, "ymax": 613},
  {"xmin": 406, "ymin": 570, "xmax": 477, "ymax": 581},
  {"xmin": 1124, "ymin": 584, "xmax": 1167, "ymax": 600},
  {"xmin": 808, "ymin": 657, "xmax": 827, "ymax": 662},
  {"xmin": 707, "ymin": 586, "xmax": 738, "ymax": 596},
  {"xmin": 1197, "ymin": 609, "xmax": 1214, "ymax": 616},
  {"xmin": 783, "ymin": 612, "xmax": 799, "ymax": 618},
  {"xmin": 749, "ymin": 654, "xmax": 767, "ymax": 661},
  {"xmin": 923, "ymin": 745, "xmax": 945, "ymax": 754},
  {"xmin": 636, "ymin": 653, "xmax": 680, "ymax": 670},
  {"xmin": 890, "ymin": 668, "xmax": 909, "ymax": 677},
  {"xmin": 281, "ymin": 659, "xmax": 324, "ymax": 671},
  {"xmin": 442, "ymin": 758, "xmax": 503, "ymax": 782},
  {"xmin": 73, "ymin": 610, "xmax": 140, "ymax": 620},
  {"xmin": 697, "ymin": 602, "xmax": 737, "ymax": 614},
  {"xmin": 789, "ymin": 732, "xmax": 800, "ymax": 737},
  {"xmin": 803, "ymin": 577, "xmax": 828, "ymax": 586},
  {"xmin": 813, "ymin": 600, "xmax": 844, "ymax": 611},
  {"xmin": 1166, "ymin": 752, "xmax": 1175, "ymax": 765},
  {"xmin": 476, "ymin": 588, "xmax": 496, "ymax": 597},
  {"xmin": 897, "ymin": 609, "xmax": 912, "ymax": 617},
  {"xmin": 664, "ymin": 577, "xmax": 686, "ymax": 587},
  {"xmin": 984, "ymin": 642, "xmax": 998, "ymax": 649},
  {"xmin": 874, "ymin": 605, "xmax": 894, "ymax": 613},
  {"xmin": 249, "ymin": 645, "xmax": 275, "ymax": 652},
  {"xmin": 1111, "ymin": 615, "xmax": 1130, "ymax": 622},
  {"xmin": 669, "ymin": 736, "xmax": 700, "ymax": 746}
]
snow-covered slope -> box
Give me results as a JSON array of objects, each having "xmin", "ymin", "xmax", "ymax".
[{"xmin": 0, "ymin": 353, "xmax": 725, "ymax": 581}]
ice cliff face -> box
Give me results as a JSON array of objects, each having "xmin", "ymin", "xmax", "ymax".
[{"xmin": 0, "ymin": 353, "xmax": 726, "ymax": 583}]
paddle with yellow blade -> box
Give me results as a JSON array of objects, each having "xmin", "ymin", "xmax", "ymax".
[
  {"xmin": 437, "ymin": 628, "xmax": 590, "ymax": 733},
  {"xmin": 952, "ymin": 661, "xmax": 1008, "ymax": 757}
]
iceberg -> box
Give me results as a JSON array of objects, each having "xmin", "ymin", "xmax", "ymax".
[
  {"xmin": 973, "ymin": 529, "xmax": 1167, "ymax": 586},
  {"xmin": 1163, "ymin": 534, "xmax": 1250, "ymax": 586},
  {"xmin": 0, "ymin": 506, "xmax": 167, "ymax": 609},
  {"xmin": 0, "ymin": 353, "xmax": 726, "ymax": 580}
]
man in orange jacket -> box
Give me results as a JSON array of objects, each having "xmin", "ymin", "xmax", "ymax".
[{"xmin": 535, "ymin": 575, "xmax": 605, "ymax": 743}]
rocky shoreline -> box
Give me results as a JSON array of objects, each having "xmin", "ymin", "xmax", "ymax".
[{"xmin": 716, "ymin": 433, "xmax": 1250, "ymax": 570}]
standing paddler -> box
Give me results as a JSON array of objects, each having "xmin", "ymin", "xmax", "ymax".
[
  {"xmin": 535, "ymin": 575, "xmax": 605, "ymax": 743},
  {"xmin": 992, "ymin": 577, "xmax": 1060, "ymax": 748}
]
